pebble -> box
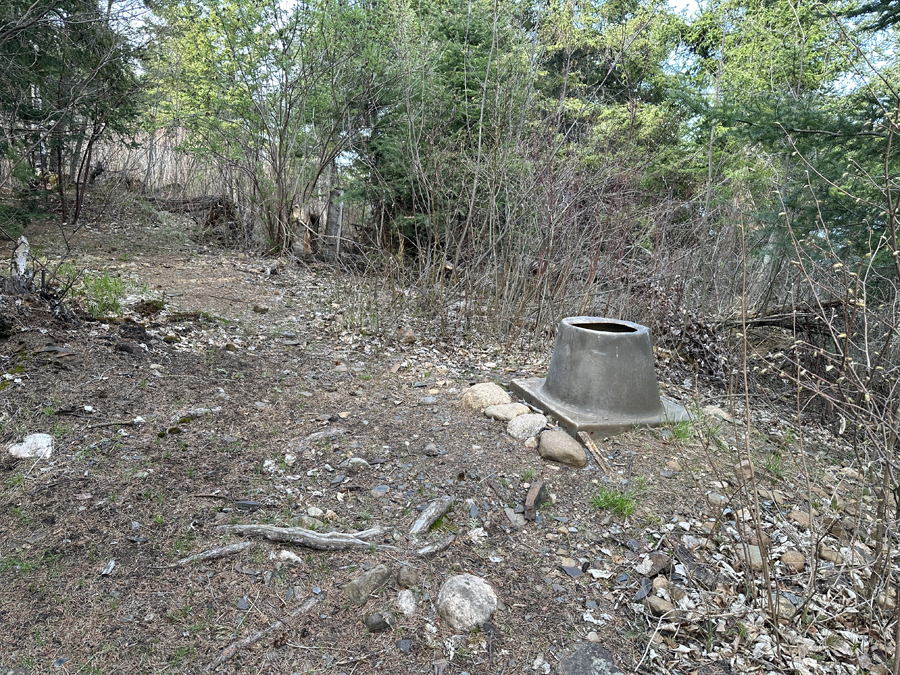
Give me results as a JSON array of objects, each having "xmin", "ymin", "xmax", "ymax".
[
  {"xmin": 397, "ymin": 589, "xmax": 416, "ymax": 616},
  {"xmin": 484, "ymin": 402, "xmax": 530, "ymax": 421},
  {"xmin": 507, "ymin": 413, "xmax": 548, "ymax": 440},
  {"xmin": 781, "ymin": 551, "xmax": 805, "ymax": 573},
  {"xmin": 538, "ymin": 430, "xmax": 587, "ymax": 468},
  {"xmin": 737, "ymin": 544, "xmax": 765, "ymax": 571},
  {"xmin": 504, "ymin": 507, "xmax": 526, "ymax": 529},
  {"xmin": 707, "ymin": 492, "xmax": 727, "ymax": 507},
  {"xmin": 460, "ymin": 383, "xmax": 511, "ymax": 411},
  {"xmin": 397, "ymin": 565, "xmax": 419, "ymax": 589},
  {"xmin": 644, "ymin": 596, "xmax": 678, "ymax": 618},
  {"xmin": 817, "ymin": 543, "xmax": 843, "ymax": 564},
  {"xmin": 789, "ymin": 510, "xmax": 812, "ymax": 529},
  {"xmin": 364, "ymin": 611, "xmax": 396, "ymax": 632},
  {"xmin": 343, "ymin": 564, "xmax": 392, "ymax": 605},
  {"xmin": 557, "ymin": 643, "xmax": 625, "ymax": 675},
  {"xmin": 734, "ymin": 459, "xmax": 754, "ymax": 481}
]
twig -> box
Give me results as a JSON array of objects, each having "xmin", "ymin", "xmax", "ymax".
[
  {"xmin": 209, "ymin": 595, "xmax": 320, "ymax": 670},
  {"xmin": 86, "ymin": 420, "xmax": 139, "ymax": 429},
  {"xmin": 173, "ymin": 541, "xmax": 253, "ymax": 566},
  {"xmin": 217, "ymin": 524, "xmax": 395, "ymax": 551},
  {"xmin": 578, "ymin": 432, "xmax": 612, "ymax": 474}
]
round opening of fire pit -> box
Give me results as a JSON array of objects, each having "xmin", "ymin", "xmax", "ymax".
[{"xmin": 570, "ymin": 321, "xmax": 638, "ymax": 333}]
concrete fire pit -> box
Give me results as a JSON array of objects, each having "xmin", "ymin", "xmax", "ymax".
[{"xmin": 510, "ymin": 316, "xmax": 687, "ymax": 437}]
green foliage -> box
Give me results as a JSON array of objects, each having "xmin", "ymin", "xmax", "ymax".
[
  {"xmin": 79, "ymin": 272, "xmax": 130, "ymax": 317},
  {"xmin": 590, "ymin": 486, "xmax": 637, "ymax": 519},
  {"xmin": 0, "ymin": 0, "xmax": 142, "ymax": 225}
]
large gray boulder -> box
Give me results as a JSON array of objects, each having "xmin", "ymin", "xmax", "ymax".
[{"xmin": 437, "ymin": 574, "xmax": 497, "ymax": 631}]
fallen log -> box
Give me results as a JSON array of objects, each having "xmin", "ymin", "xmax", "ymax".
[{"xmin": 217, "ymin": 524, "xmax": 395, "ymax": 551}]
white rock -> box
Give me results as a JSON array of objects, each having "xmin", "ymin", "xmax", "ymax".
[
  {"xmin": 437, "ymin": 574, "xmax": 498, "ymax": 631},
  {"xmin": 8, "ymin": 433, "xmax": 53, "ymax": 459},
  {"xmin": 460, "ymin": 383, "xmax": 511, "ymax": 411},
  {"xmin": 484, "ymin": 402, "xmax": 529, "ymax": 421},
  {"xmin": 348, "ymin": 457, "xmax": 370, "ymax": 472},
  {"xmin": 507, "ymin": 413, "xmax": 548, "ymax": 440},
  {"xmin": 307, "ymin": 506, "xmax": 324, "ymax": 518},
  {"xmin": 284, "ymin": 453, "xmax": 297, "ymax": 467},
  {"xmin": 397, "ymin": 589, "xmax": 417, "ymax": 616}
]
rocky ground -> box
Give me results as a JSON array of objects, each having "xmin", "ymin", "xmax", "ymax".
[{"xmin": 0, "ymin": 204, "xmax": 897, "ymax": 675}]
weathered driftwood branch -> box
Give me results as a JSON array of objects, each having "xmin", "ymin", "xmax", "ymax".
[
  {"xmin": 417, "ymin": 534, "xmax": 455, "ymax": 558},
  {"xmin": 176, "ymin": 541, "xmax": 253, "ymax": 566},
  {"xmin": 209, "ymin": 595, "xmax": 320, "ymax": 670},
  {"xmin": 217, "ymin": 524, "xmax": 394, "ymax": 551},
  {"xmin": 408, "ymin": 496, "xmax": 452, "ymax": 540}
]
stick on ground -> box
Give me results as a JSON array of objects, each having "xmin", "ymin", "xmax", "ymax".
[
  {"xmin": 217, "ymin": 524, "xmax": 394, "ymax": 551},
  {"xmin": 209, "ymin": 595, "xmax": 320, "ymax": 670}
]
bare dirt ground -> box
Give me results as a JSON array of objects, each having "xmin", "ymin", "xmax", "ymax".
[{"xmin": 0, "ymin": 199, "xmax": 896, "ymax": 675}]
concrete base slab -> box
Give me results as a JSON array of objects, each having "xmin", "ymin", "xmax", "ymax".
[{"xmin": 511, "ymin": 377, "xmax": 688, "ymax": 438}]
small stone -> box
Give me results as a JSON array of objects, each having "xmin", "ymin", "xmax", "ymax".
[
  {"xmin": 781, "ymin": 551, "xmax": 805, "ymax": 573},
  {"xmin": 343, "ymin": 564, "xmax": 392, "ymax": 605},
  {"xmin": 644, "ymin": 596, "xmax": 678, "ymax": 618},
  {"xmin": 769, "ymin": 595, "xmax": 797, "ymax": 620},
  {"xmin": 651, "ymin": 576, "xmax": 669, "ymax": 592},
  {"xmin": 737, "ymin": 545, "xmax": 765, "ymax": 571},
  {"xmin": 790, "ymin": 510, "xmax": 812, "ymax": 529},
  {"xmin": 734, "ymin": 460, "xmax": 754, "ymax": 482},
  {"xmin": 703, "ymin": 405, "xmax": 734, "ymax": 423},
  {"xmin": 8, "ymin": 433, "xmax": 53, "ymax": 459},
  {"xmin": 396, "ymin": 638, "xmax": 413, "ymax": 653},
  {"xmin": 348, "ymin": 457, "xmax": 370, "ymax": 473},
  {"xmin": 397, "ymin": 589, "xmax": 416, "ymax": 616},
  {"xmin": 397, "ymin": 565, "xmax": 419, "ymax": 589},
  {"xmin": 437, "ymin": 574, "xmax": 498, "ymax": 631},
  {"xmin": 585, "ymin": 631, "xmax": 601, "ymax": 643},
  {"xmin": 504, "ymin": 507, "xmax": 526, "ymax": 529},
  {"xmin": 397, "ymin": 326, "xmax": 416, "ymax": 344},
  {"xmin": 707, "ymin": 492, "xmax": 727, "ymax": 507},
  {"xmin": 507, "ymin": 414, "xmax": 548, "ymax": 441},
  {"xmin": 561, "ymin": 565, "xmax": 582, "ymax": 578},
  {"xmin": 557, "ymin": 643, "xmax": 625, "ymax": 675},
  {"xmin": 633, "ymin": 577, "xmax": 653, "ymax": 601},
  {"xmin": 665, "ymin": 459, "xmax": 682, "ymax": 472},
  {"xmin": 252, "ymin": 304, "xmax": 269, "ymax": 314},
  {"xmin": 635, "ymin": 552, "xmax": 670, "ymax": 577},
  {"xmin": 625, "ymin": 539, "xmax": 642, "ymax": 552},
  {"xmin": 748, "ymin": 532, "xmax": 771, "ymax": 550},
  {"xmin": 364, "ymin": 611, "xmax": 396, "ymax": 632},
  {"xmin": 538, "ymin": 430, "xmax": 587, "ymax": 468},
  {"xmin": 817, "ymin": 543, "xmax": 843, "ymax": 564},
  {"xmin": 659, "ymin": 469, "xmax": 675, "ymax": 479},
  {"xmin": 524, "ymin": 437, "xmax": 538, "ymax": 449},
  {"xmin": 307, "ymin": 506, "xmax": 324, "ymax": 518},
  {"xmin": 460, "ymin": 383, "xmax": 511, "ymax": 411},
  {"xmin": 484, "ymin": 402, "xmax": 530, "ymax": 421}
]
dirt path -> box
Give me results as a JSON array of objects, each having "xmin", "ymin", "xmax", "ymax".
[{"xmin": 0, "ymin": 212, "xmax": 893, "ymax": 675}]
